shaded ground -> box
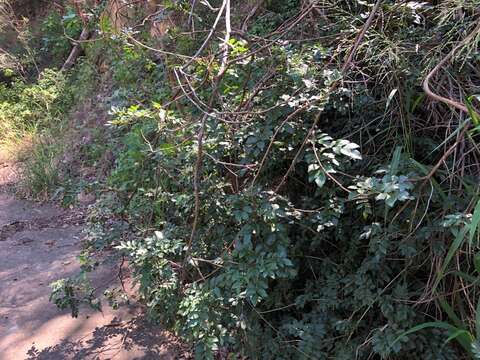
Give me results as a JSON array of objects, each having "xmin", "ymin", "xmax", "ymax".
[{"xmin": 0, "ymin": 158, "xmax": 187, "ymax": 360}]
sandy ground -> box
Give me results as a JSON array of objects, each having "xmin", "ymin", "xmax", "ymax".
[{"xmin": 0, "ymin": 159, "xmax": 187, "ymax": 360}]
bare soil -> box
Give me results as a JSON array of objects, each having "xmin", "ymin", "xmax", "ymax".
[{"xmin": 0, "ymin": 158, "xmax": 187, "ymax": 360}]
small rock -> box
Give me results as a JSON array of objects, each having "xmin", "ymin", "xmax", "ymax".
[{"xmin": 17, "ymin": 237, "xmax": 33, "ymax": 245}]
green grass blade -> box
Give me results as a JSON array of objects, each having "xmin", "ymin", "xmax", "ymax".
[
  {"xmin": 428, "ymin": 119, "xmax": 468, "ymax": 155},
  {"xmin": 439, "ymin": 298, "xmax": 465, "ymax": 330},
  {"xmin": 390, "ymin": 146, "xmax": 402, "ymax": 176},
  {"xmin": 445, "ymin": 329, "xmax": 473, "ymax": 346},
  {"xmin": 470, "ymin": 199, "xmax": 480, "ymax": 245},
  {"xmin": 393, "ymin": 321, "xmax": 456, "ymax": 346},
  {"xmin": 432, "ymin": 227, "xmax": 468, "ymax": 293},
  {"xmin": 451, "ymin": 270, "xmax": 479, "ymax": 283},
  {"xmin": 394, "ymin": 322, "xmax": 473, "ymax": 354}
]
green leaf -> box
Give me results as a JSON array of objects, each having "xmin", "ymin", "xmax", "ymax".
[
  {"xmin": 472, "ymin": 340, "xmax": 480, "ymax": 359},
  {"xmin": 466, "ymin": 95, "xmax": 480, "ymax": 127},
  {"xmin": 340, "ymin": 142, "xmax": 362, "ymax": 160},
  {"xmin": 314, "ymin": 171, "xmax": 326, "ymax": 187},
  {"xmin": 469, "ymin": 199, "xmax": 480, "ymax": 245}
]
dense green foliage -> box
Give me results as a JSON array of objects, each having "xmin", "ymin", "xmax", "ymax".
[{"xmin": 2, "ymin": 0, "xmax": 480, "ymax": 358}]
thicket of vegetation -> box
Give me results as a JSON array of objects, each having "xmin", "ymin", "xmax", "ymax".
[{"xmin": 2, "ymin": 0, "xmax": 480, "ymax": 358}]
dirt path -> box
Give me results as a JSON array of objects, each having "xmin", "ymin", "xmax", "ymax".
[{"xmin": 0, "ymin": 160, "xmax": 186, "ymax": 360}]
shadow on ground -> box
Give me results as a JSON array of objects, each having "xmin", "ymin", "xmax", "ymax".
[
  {"xmin": 26, "ymin": 315, "xmax": 187, "ymax": 360},
  {"xmin": 0, "ymin": 158, "xmax": 188, "ymax": 360}
]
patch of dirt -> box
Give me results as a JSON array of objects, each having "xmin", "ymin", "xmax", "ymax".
[
  {"xmin": 0, "ymin": 159, "xmax": 189, "ymax": 359},
  {"xmin": 0, "ymin": 212, "xmax": 86, "ymax": 241}
]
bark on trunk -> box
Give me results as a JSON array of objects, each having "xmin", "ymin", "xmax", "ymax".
[{"xmin": 61, "ymin": 27, "xmax": 90, "ymax": 72}]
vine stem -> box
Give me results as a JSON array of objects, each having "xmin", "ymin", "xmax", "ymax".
[
  {"xmin": 181, "ymin": 0, "xmax": 231, "ymax": 282},
  {"xmin": 275, "ymin": 0, "xmax": 382, "ymax": 193},
  {"xmin": 422, "ymin": 21, "xmax": 480, "ymax": 114},
  {"xmin": 341, "ymin": 0, "xmax": 382, "ymax": 73}
]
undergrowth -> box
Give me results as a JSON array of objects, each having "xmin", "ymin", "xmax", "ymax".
[{"xmin": 2, "ymin": 0, "xmax": 480, "ymax": 359}]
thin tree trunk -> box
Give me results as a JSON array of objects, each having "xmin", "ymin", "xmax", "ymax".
[{"xmin": 61, "ymin": 27, "xmax": 90, "ymax": 71}]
